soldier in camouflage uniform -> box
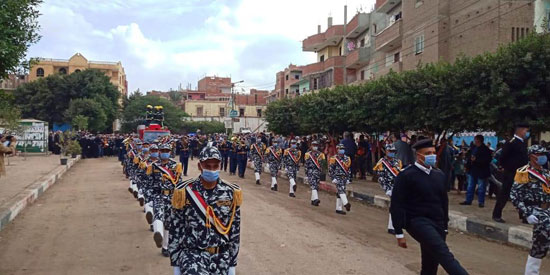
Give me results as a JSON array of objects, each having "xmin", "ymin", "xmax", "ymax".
[
  {"xmin": 329, "ymin": 143, "xmax": 352, "ymax": 215},
  {"xmin": 373, "ymin": 144, "xmax": 402, "ymax": 234},
  {"xmin": 510, "ymin": 145, "xmax": 550, "ymax": 275},
  {"xmin": 128, "ymin": 139, "xmax": 143, "ymax": 199},
  {"xmin": 143, "ymin": 144, "xmax": 160, "ymax": 228},
  {"xmin": 150, "ymin": 143, "xmax": 183, "ymax": 257},
  {"xmin": 304, "ymin": 140, "xmax": 325, "ymax": 206},
  {"xmin": 283, "ymin": 139, "xmax": 301, "ymax": 197},
  {"xmin": 249, "ymin": 137, "xmax": 265, "ymax": 185},
  {"xmin": 169, "ymin": 146, "xmax": 241, "ymax": 275},
  {"xmin": 136, "ymin": 141, "xmax": 151, "ymax": 206},
  {"xmin": 265, "ymin": 140, "xmax": 283, "ymax": 191}
]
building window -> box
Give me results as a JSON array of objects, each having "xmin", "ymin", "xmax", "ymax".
[
  {"xmin": 285, "ymin": 89, "xmax": 288, "ymax": 95},
  {"xmin": 385, "ymin": 54, "xmax": 393, "ymax": 67},
  {"xmin": 196, "ymin": 106, "xmax": 203, "ymax": 116},
  {"xmin": 36, "ymin": 68, "xmax": 44, "ymax": 77},
  {"xmin": 373, "ymin": 24, "xmax": 377, "ymax": 34},
  {"xmin": 511, "ymin": 27, "xmax": 515, "ymax": 42},
  {"xmin": 219, "ymin": 107, "xmax": 225, "ymax": 117},
  {"xmin": 339, "ymin": 47, "xmax": 342, "ymax": 56},
  {"xmin": 254, "ymin": 94, "xmax": 258, "ymax": 104},
  {"xmin": 257, "ymin": 109, "xmax": 262, "ymax": 117},
  {"xmin": 285, "ymin": 75, "xmax": 289, "ymax": 80},
  {"xmin": 313, "ymin": 78, "xmax": 318, "ymax": 90},
  {"xmin": 415, "ymin": 0, "xmax": 423, "ymax": 8},
  {"xmin": 320, "ymin": 55, "xmax": 325, "ymax": 62},
  {"xmin": 239, "ymin": 108, "xmax": 245, "ymax": 117},
  {"xmin": 74, "ymin": 69, "xmax": 81, "ymax": 73},
  {"xmin": 414, "ymin": 35, "xmax": 425, "ymax": 55},
  {"xmin": 360, "ymin": 70, "xmax": 365, "ymax": 80},
  {"xmin": 59, "ymin": 68, "xmax": 67, "ymax": 74},
  {"xmin": 360, "ymin": 38, "xmax": 365, "ymax": 47},
  {"xmin": 394, "ymin": 52, "xmax": 400, "ymax": 63},
  {"xmin": 294, "ymin": 74, "xmax": 299, "ymax": 80}
]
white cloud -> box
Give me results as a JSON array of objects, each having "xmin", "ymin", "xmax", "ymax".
[{"xmin": 28, "ymin": 0, "xmax": 376, "ymax": 94}]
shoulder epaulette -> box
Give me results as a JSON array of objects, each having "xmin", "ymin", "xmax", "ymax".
[
  {"xmin": 514, "ymin": 165, "xmax": 529, "ymax": 184},
  {"xmin": 220, "ymin": 179, "xmax": 242, "ymax": 207},
  {"xmin": 329, "ymin": 156, "xmax": 336, "ymax": 165},
  {"xmin": 305, "ymin": 152, "xmax": 311, "ymax": 160},
  {"xmin": 373, "ymin": 159, "xmax": 384, "ymax": 171},
  {"xmin": 176, "ymin": 163, "xmax": 183, "ymax": 175},
  {"xmin": 146, "ymin": 164, "xmax": 152, "ymax": 175},
  {"xmin": 398, "ymin": 160, "xmax": 403, "ymax": 170},
  {"xmin": 171, "ymin": 178, "xmax": 195, "ymax": 209},
  {"xmin": 133, "ymin": 156, "xmax": 139, "ymax": 164}
]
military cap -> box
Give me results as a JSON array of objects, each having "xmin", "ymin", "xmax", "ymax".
[
  {"xmin": 528, "ymin": 145, "xmax": 547, "ymax": 155},
  {"xmin": 159, "ymin": 143, "xmax": 171, "ymax": 150},
  {"xmin": 412, "ymin": 139, "xmax": 434, "ymax": 150},
  {"xmin": 134, "ymin": 139, "xmax": 142, "ymax": 144},
  {"xmin": 290, "ymin": 139, "xmax": 297, "ymax": 144},
  {"xmin": 311, "ymin": 140, "xmax": 319, "ymax": 145},
  {"xmin": 149, "ymin": 144, "xmax": 159, "ymax": 150},
  {"xmin": 385, "ymin": 143, "xmax": 397, "ymax": 151},
  {"xmin": 199, "ymin": 146, "xmax": 222, "ymax": 162},
  {"xmin": 142, "ymin": 140, "xmax": 150, "ymax": 145},
  {"xmin": 336, "ymin": 143, "xmax": 345, "ymax": 150}
]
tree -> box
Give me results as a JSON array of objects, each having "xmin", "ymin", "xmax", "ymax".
[
  {"xmin": 66, "ymin": 98, "xmax": 107, "ymax": 132},
  {"xmin": 168, "ymin": 89, "xmax": 183, "ymax": 104},
  {"xmin": 72, "ymin": 115, "xmax": 88, "ymax": 131},
  {"xmin": 0, "ymin": 0, "xmax": 42, "ymax": 78},
  {"xmin": 0, "ymin": 90, "xmax": 22, "ymax": 132},
  {"xmin": 14, "ymin": 69, "xmax": 120, "ymax": 130},
  {"xmin": 121, "ymin": 95, "xmax": 188, "ymax": 133}
]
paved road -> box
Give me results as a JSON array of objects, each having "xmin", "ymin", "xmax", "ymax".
[{"xmin": 0, "ymin": 158, "xmax": 548, "ymax": 274}]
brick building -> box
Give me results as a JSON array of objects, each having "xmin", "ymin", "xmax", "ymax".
[
  {"xmin": 0, "ymin": 74, "xmax": 28, "ymax": 93},
  {"xmin": 197, "ymin": 76, "xmax": 232, "ymax": 94}
]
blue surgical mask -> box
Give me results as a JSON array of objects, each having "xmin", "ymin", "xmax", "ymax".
[
  {"xmin": 160, "ymin": 152, "xmax": 170, "ymax": 159},
  {"xmin": 291, "ymin": 144, "xmax": 297, "ymax": 149},
  {"xmin": 338, "ymin": 149, "xmax": 345, "ymax": 155},
  {"xmin": 137, "ymin": 145, "xmax": 143, "ymax": 149},
  {"xmin": 150, "ymin": 152, "xmax": 159, "ymax": 158},
  {"xmin": 142, "ymin": 147, "xmax": 149, "ymax": 153},
  {"xmin": 537, "ymin": 155, "xmax": 548, "ymax": 166},
  {"xmin": 387, "ymin": 152, "xmax": 396, "ymax": 158},
  {"xmin": 202, "ymin": 169, "xmax": 219, "ymax": 182},
  {"xmin": 424, "ymin": 154, "xmax": 437, "ymax": 167},
  {"xmin": 525, "ymin": 131, "xmax": 531, "ymax": 139}
]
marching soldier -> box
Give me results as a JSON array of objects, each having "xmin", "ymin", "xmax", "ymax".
[
  {"xmin": 511, "ymin": 145, "xmax": 550, "ymax": 275},
  {"xmin": 373, "ymin": 144, "xmax": 402, "ymax": 234},
  {"xmin": 266, "ymin": 139, "xmax": 283, "ymax": 191},
  {"xmin": 151, "ymin": 143, "xmax": 183, "ymax": 257},
  {"xmin": 284, "ymin": 139, "xmax": 301, "ymax": 197},
  {"xmin": 143, "ymin": 144, "xmax": 160, "ymax": 229},
  {"xmin": 304, "ymin": 140, "xmax": 325, "ymax": 206},
  {"xmin": 250, "ymin": 137, "xmax": 266, "ymax": 185},
  {"xmin": 136, "ymin": 141, "xmax": 151, "ymax": 206},
  {"xmin": 329, "ymin": 144, "xmax": 352, "ymax": 214},
  {"xmin": 236, "ymin": 139, "xmax": 249, "ymax": 178},
  {"xmin": 169, "ymin": 146, "xmax": 241, "ymax": 275},
  {"xmin": 229, "ymin": 137, "xmax": 238, "ymax": 176},
  {"xmin": 129, "ymin": 139, "xmax": 143, "ymax": 199},
  {"xmin": 219, "ymin": 137, "xmax": 231, "ymax": 172}
]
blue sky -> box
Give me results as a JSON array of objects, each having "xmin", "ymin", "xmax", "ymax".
[{"xmin": 28, "ymin": 0, "xmax": 375, "ymax": 94}]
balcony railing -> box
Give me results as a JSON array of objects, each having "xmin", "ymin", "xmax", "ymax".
[
  {"xmin": 303, "ymin": 25, "xmax": 345, "ymax": 52},
  {"xmin": 375, "ymin": 19, "xmax": 402, "ymax": 52},
  {"xmin": 345, "ymin": 47, "xmax": 372, "ymax": 69},
  {"xmin": 346, "ymin": 13, "xmax": 370, "ymax": 38},
  {"xmin": 302, "ymin": 56, "xmax": 346, "ymax": 76}
]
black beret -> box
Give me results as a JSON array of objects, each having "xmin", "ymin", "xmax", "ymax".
[
  {"xmin": 412, "ymin": 139, "xmax": 434, "ymax": 150},
  {"xmin": 515, "ymin": 122, "xmax": 530, "ymax": 128}
]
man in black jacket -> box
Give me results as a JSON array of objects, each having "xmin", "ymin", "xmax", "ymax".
[
  {"xmin": 492, "ymin": 123, "xmax": 530, "ymax": 223},
  {"xmin": 391, "ymin": 138, "xmax": 468, "ymax": 275},
  {"xmin": 460, "ymin": 135, "xmax": 492, "ymax": 208}
]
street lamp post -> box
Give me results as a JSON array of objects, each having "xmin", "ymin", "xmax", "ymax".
[{"xmin": 230, "ymin": 80, "xmax": 244, "ymax": 135}]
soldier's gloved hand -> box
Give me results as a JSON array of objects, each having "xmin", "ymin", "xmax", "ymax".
[
  {"xmin": 332, "ymin": 179, "xmax": 338, "ymax": 184},
  {"xmin": 385, "ymin": 190, "xmax": 392, "ymax": 196},
  {"xmin": 228, "ymin": 266, "xmax": 236, "ymax": 275},
  {"xmin": 527, "ymin": 215, "xmax": 539, "ymax": 224}
]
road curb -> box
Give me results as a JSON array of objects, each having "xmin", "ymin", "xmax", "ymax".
[
  {"xmin": 247, "ymin": 161, "xmax": 533, "ymax": 249},
  {"xmin": 0, "ymin": 155, "xmax": 81, "ymax": 232}
]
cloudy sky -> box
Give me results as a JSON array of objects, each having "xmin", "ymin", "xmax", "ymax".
[{"xmin": 28, "ymin": 0, "xmax": 376, "ymax": 95}]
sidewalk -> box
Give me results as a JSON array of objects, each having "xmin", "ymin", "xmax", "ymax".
[
  {"xmin": 247, "ymin": 162, "xmax": 533, "ymax": 249},
  {"xmin": 0, "ymin": 154, "xmax": 81, "ymax": 231}
]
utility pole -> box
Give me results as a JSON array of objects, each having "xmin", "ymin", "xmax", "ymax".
[{"xmin": 230, "ymin": 80, "xmax": 244, "ymax": 135}]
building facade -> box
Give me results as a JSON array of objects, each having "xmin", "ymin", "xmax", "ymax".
[
  {"xmin": 0, "ymin": 74, "xmax": 28, "ymax": 93},
  {"xmin": 29, "ymin": 53, "xmax": 128, "ymax": 101}
]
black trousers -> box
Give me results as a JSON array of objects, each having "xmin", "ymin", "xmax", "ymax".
[
  {"xmin": 180, "ymin": 156, "xmax": 189, "ymax": 176},
  {"xmin": 492, "ymin": 170, "xmax": 515, "ymax": 219},
  {"xmin": 407, "ymin": 217, "xmax": 468, "ymax": 275}
]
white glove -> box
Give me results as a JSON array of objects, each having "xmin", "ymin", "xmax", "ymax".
[
  {"xmin": 385, "ymin": 190, "xmax": 392, "ymax": 196},
  {"xmin": 527, "ymin": 215, "xmax": 539, "ymax": 225},
  {"xmin": 332, "ymin": 179, "xmax": 338, "ymax": 184},
  {"xmin": 346, "ymin": 180, "xmax": 351, "ymax": 185},
  {"xmin": 228, "ymin": 266, "xmax": 236, "ymax": 275}
]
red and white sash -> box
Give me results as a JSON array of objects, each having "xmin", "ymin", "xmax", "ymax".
[
  {"xmin": 382, "ymin": 159, "xmax": 399, "ymax": 178},
  {"xmin": 288, "ymin": 150, "xmax": 299, "ymax": 164},
  {"xmin": 270, "ymin": 147, "xmax": 280, "ymax": 160},
  {"xmin": 335, "ymin": 157, "xmax": 349, "ymax": 172},
  {"xmin": 528, "ymin": 168, "xmax": 550, "ymax": 188},
  {"xmin": 157, "ymin": 164, "xmax": 179, "ymax": 185},
  {"xmin": 185, "ymin": 185, "xmax": 230, "ymax": 241},
  {"xmin": 311, "ymin": 152, "xmax": 322, "ymax": 170}
]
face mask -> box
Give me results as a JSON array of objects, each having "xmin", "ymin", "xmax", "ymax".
[
  {"xmin": 142, "ymin": 147, "xmax": 149, "ymax": 153},
  {"xmin": 150, "ymin": 152, "xmax": 159, "ymax": 158},
  {"xmin": 537, "ymin": 155, "xmax": 548, "ymax": 166},
  {"xmin": 273, "ymin": 143, "xmax": 278, "ymax": 147},
  {"xmin": 160, "ymin": 152, "xmax": 170, "ymax": 159},
  {"xmin": 424, "ymin": 154, "xmax": 437, "ymax": 167},
  {"xmin": 202, "ymin": 169, "xmax": 220, "ymax": 182},
  {"xmin": 312, "ymin": 146, "xmax": 318, "ymax": 151},
  {"xmin": 525, "ymin": 132, "xmax": 531, "ymax": 139},
  {"xmin": 137, "ymin": 145, "xmax": 143, "ymax": 149},
  {"xmin": 291, "ymin": 144, "xmax": 297, "ymax": 149},
  {"xmin": 338, "ymin": 149, "xmax": 345, "ymax": 155},
  {"xmin": 387, "ymin": 152, "xmax": 396, "ymax": 158}
]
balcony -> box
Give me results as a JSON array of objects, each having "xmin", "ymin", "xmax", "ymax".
[
  {"xmin": 376, "ymin": 0, "xmax": 402, "ymax": 13},
  {"xmin": 375, "ymin": 19, "xmax": 402, "ymax": 52},
  {"xmin": 345, "ymin": 46, "xmax": 372, "ymax": 69},
  {"xmin": 302, "ymin": 56, "xmax": 345, "ymax": 76},
  {"xmin": 346, "ymin": 13, "xmax": 370, "ymax": 38},
  {"xmin": 303, "ymin": 25, "xmax": 345, "ymax": 52},
  {"xmin": 376, "ymin": 61, "xmax": 402, "ymax": 78}
]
